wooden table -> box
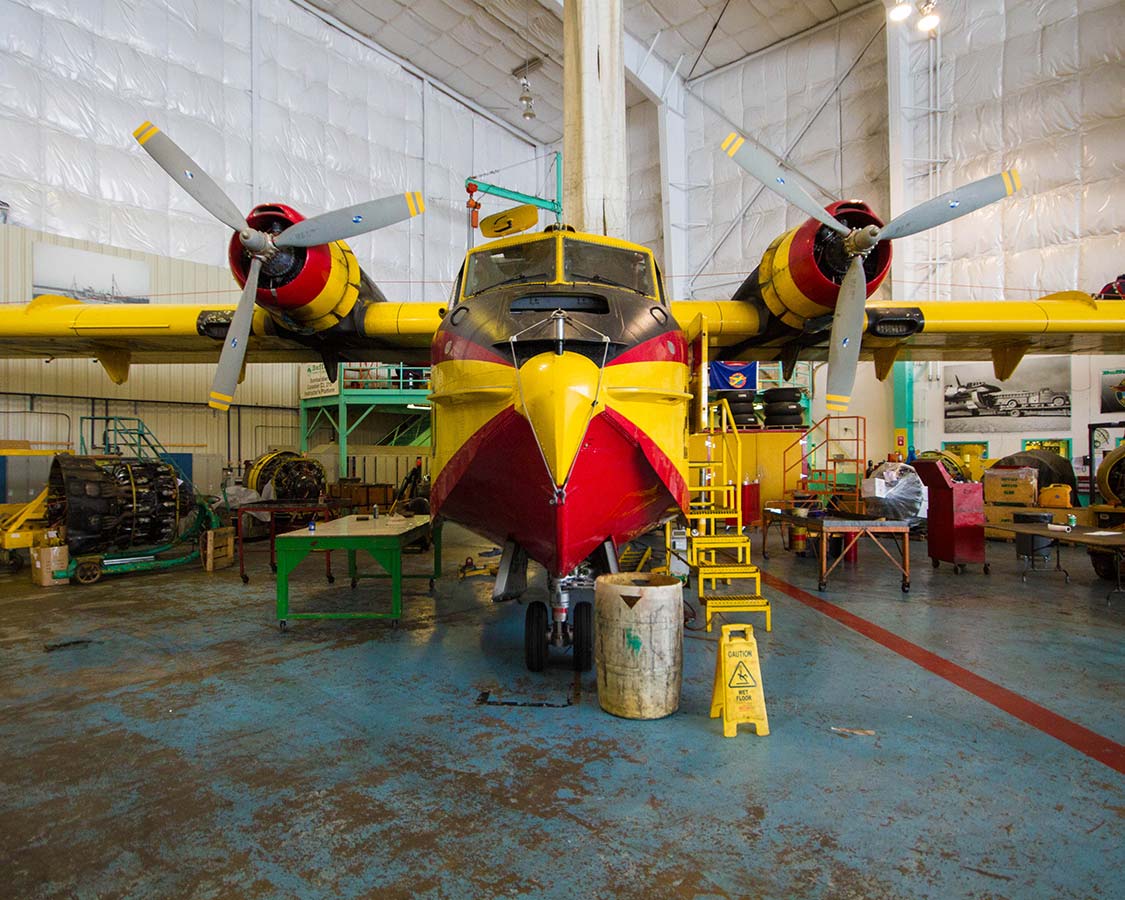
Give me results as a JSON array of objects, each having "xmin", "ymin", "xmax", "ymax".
[
  {"xmin": 762, "ymin": 508, "xmax": 912, "ymax": 593},
  {"xmin": 274, "ymin": 514, "xmax": 440, "ymax": 630},
  {"xmin": 990, "ymin": 522, "xmax": 1125, "ymax": 601}
]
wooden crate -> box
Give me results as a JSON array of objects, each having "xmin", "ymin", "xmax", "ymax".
[
  {"xmin": 984, "ymin": 504, "xmax": 1092, "ymax": 540},
  {"xmin": 201, "ymin": 527, "xmax": 235, "ymax": 571}
]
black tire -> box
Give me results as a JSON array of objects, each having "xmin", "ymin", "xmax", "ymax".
[
  {"xmin": 764, "ymin": 414, "xmax": 805, "ymax": 427},
  {"xmin": 764, "ymin": 401, "xmax": 802, "ymax": 416},
  {"xmin": 733, "ymin": 413, "xmax": 759, "ymax": 426},
  {"xmin": 525, "ymin": 602, "xmax": 548, "ymax": 672},
  {"xmin": 726, "ymin": 401, "xmax": 757, "ymax": 416},
  {"xmin": 573, "ymin": 602, "xmax": 593, "ymax": 672},
  {"xmin": 716, "ymin": 390, "xmax": 755, "ymax": 404},
  {"xmin": 762, "ymin": 387, "xmax": 802, "ymax": 403},
  {"xmin": 1089, "ymin": 551, "xmax": 1120, "ymax": 582}
]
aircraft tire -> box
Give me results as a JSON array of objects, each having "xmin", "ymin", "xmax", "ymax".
[
  {"xmin": 764, "ymin": 414, "xmax": 805, "ymax": 427},
  {"xmin": 762, "ymin": 387, "xmax": 802, "ymax": 403},
  {"xmin": 525, "ymin": 601, "xmax": 548, "ymax": 672},
  {"xmin": 573, "ymin": 601, "xmax": 593, "ymax": 672},
  {"xmin": 715, "ymin": 390, "xmax": 756, "ymax": 404},
  {"xmin": 726, "ymin": 402, "xmax": 757, "ymax": 416},
  {"xmin": 764, "ymin": 401, "xmax": 802, "ymax": 416},
  {"xmin": 732, "ymin": 413, "xmax": 759, "ymax": 427}
]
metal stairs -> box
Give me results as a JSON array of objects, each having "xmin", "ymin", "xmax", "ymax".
[
  {"xmin": 686, "ymin": 400, "xmax": 771, "ymax": 632},
  {"xmin": 78, "ymin": 416, "xmax": 191, "ymax": 485}
]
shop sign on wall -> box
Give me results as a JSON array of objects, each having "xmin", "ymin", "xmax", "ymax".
[{"xmin": 300, "ymin": 363, "xmax": 340, "ymax": 399}]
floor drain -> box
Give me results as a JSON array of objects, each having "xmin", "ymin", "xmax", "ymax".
[{"xmin": 474, "ymin": 690, "xmax": 573, "ymax": 708}]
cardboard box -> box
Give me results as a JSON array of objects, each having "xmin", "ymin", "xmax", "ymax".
[
  {"xmin": 983, "ymin": 467, "xmax": 1038, "ymax": 506},
  {"xmin": 30, "ymin": 545, "xmax": 69, "ymax": 586}
]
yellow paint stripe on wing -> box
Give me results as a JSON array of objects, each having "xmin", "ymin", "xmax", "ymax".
[
  {"xmin": 727, "ymin": 137, "xmax": 745, "ymax": 157},
  {"xmin": 825, "ymin": 393, "xmax": 850, "ymax": 404},
  {"xmin": 1010, "ymin": 169, "xmax": 1021, "ymax": 192},
  {"xmin": 721, "ymin": 132, "xmax": 737, "ymax": 152},
  {"xmin": 208, "ymin": 399, "xmax": 231, "ymax": 411},
  {"xmin": 210, "ymin": 390, "xmax": 234, "ymax": 403},
  {"xmin": 1001, "ymin": 171, "xmax": 1013, "ymax": 195},
  {"xmin": 134, "ymin": 123, "xmax": 160, "ymax": 145},
  {"xmin": 414, "ymin": 192, "xmax": 425, "ymax": 214},
  {"xmin": 825, "ymin": 402, "xmax": 849, "ymax": 411},
  {"xmin": 405, "ymin": 193, "xmax": 418, "ymax": 217}
]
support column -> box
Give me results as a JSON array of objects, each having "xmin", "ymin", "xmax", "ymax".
[{"xmin": 562, "ymin": 0, "xmax": 627, "ymax": 236}]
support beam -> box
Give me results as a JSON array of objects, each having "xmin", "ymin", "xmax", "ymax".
[
  {"xmin": 541, "ymin": 0, "xmax": 688, "ymax": 283},
  {"xmin": 562, "ymin": 0, "xmax": 627, "ymax": 236}
]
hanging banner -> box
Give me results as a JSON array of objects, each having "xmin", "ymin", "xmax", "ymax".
[{"xmin": 709, "ymin": 361, "xmax": 757, "ymax": 392}]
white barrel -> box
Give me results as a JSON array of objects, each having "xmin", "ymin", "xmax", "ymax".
[{"xmin": 594, "ymin": 572, "xmax": 683, "ymax": 719}]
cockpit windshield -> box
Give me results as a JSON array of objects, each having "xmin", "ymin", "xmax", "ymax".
[
  {"xmin": 563, "ymin": 239, "xmax": 655, "ymax": 298},
  {"xmin": 464, "ymin": 239, "xmax": 556, "ymax": 297}
]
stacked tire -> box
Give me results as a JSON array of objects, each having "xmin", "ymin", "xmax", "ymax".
[
  {"xmin": 761, "ymin": 387, "xmax": 805, "ymax": 428},
  {"xmin": 713, "ymin": 389, "xmax": 758, "ymax": 428}
]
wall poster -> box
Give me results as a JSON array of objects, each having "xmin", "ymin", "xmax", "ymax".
[{"xmin": 943, "ymin": 359, "xmax": 1070, "ymax": 433}]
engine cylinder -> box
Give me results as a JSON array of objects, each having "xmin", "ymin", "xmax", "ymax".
[
  {"xmin": 49, "ymin": 456, "xmax": 186, "ymax": 556},
  {"xmin": 245, "ymin": 450, "xmax": 326, "ymax": 500}
]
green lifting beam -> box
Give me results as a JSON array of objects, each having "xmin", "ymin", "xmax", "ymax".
[
  {"xmin": 466, "ymin": 151, "xmax": 563, "ymax": 223},
  {"xmin": 893, "ymin": 361, "xmax": 914, "ymax": 454}
]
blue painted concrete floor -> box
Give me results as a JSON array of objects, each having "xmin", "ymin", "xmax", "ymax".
[{"xmin": 1, "ymin": 525, "xmax": 1122, "ymax": 898}]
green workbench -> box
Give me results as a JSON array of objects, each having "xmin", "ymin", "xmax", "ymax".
[{"xmin": 275, "ymin": 514, "xmax": 441, "ymax": 630}]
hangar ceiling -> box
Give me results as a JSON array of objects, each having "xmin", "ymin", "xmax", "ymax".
[{"xmin": 303, "ymin": 0, "xmax": 872, "ymax": 144}]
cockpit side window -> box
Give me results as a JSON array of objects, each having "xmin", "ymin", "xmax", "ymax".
[
  {"xmin": 563, "ymin": 240, "xmax": 655, "ymax": 298},
  {"xmin": 464, "ymin": 240, "xmax": 556, "ymax": 297}
]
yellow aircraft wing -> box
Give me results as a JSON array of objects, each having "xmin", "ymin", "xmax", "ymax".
[
  {"xmin": 674, "ymin": 290, "xmax": 1125, "ymax": 381},
  {"xmin": 0, "ymin": 294, "xmax": 444, "ymax": 377}
]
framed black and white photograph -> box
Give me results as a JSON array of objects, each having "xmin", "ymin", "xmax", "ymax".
[
  {"xmin": 32, "ymin": 243, "xmax": 150, "ymax": 304},
  {"xmin": 943, "ymin": 358, "xmax": 1070, "ymax": 433}
]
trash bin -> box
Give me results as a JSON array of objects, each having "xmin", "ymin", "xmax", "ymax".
[
  {"xmin": 594, "ymin": 573, "xmax": 683, "ymax": 720},
  {"xmin": 1013, "ymin": 511, "xmax": 1053, "ymax": 559}
]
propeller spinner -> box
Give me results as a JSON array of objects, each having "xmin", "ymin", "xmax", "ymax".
[
  {"xmin": 722, "ymin": 130, "xmax": 1021, "ymax": 411},
  {"xmin": 132, "ymin": 121, "xmax": 424, "ymax": 410}
]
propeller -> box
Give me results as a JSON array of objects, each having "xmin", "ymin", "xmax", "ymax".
[
  {"xmin": 132, "ymin": 121, "xmax": 424, "ymax": 410},
  {"xmin": 722, "ymin": 130, "xmax": 1021, "ymax": 409}
]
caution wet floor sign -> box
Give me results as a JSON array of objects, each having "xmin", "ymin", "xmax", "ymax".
[{"xmin": 710, "ymin": 623, "xmax": 769, "ymax": 737}]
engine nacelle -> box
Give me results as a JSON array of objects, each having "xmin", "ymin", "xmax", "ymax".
[
  {"xmin": 228, "ymin": 204, "xmax": 361, "ymax": 333},
  {"xmin": 750, "ymin": 200, "xmax": 892, "ymax": 331}
]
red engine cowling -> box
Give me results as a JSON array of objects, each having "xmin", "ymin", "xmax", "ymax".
[
  {"xmin": 758, "ymin": 200, "xmax": 892, "ymax": 331},
  {"xmin": 227, "ymin": 204, "xmax": 361, "ymax": 332}
]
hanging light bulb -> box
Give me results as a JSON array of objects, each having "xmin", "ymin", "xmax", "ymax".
[
  {"xmin": 888, "ymin": 2, "xmax": 912, "ymax": 21},
  {"xmin": 917, "ymin": 0, "xmax": 940, "ymax": 32},
  {"xmin": 518, "ymin": 76, "xmax": 536, "ymax": 121}
]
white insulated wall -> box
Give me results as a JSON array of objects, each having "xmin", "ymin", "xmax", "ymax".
[
  {"xmin": 626, "ymin": 99, "xmax": 664, "ymax": 270},
  {"xmin": 0, "ymin": 0, "xmax": 538, "ymax": 300},
  {"xmin": 683, "ymin": 3, "xmax": 890, "ymax": 301}
]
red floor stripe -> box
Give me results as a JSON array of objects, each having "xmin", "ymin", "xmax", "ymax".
[{"xmin": 761, "ymin": 571, "xmax": 1125, "ymax": 774}]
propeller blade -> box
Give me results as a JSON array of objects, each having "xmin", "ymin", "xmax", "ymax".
[
  {"xmin": 275, "ymin": 193, "xmax": 425, "ymax": 248},
  {"xmin": 721, "ymin": 132, "xmax": 850, "ymax": 236},
  {"xmin": 208, "ymin": 257, "xmax": 261, "ymax": 411},
  {"xmin": 879, "ymin": 170, "xmax": 1021, "ymax": 241},
  {"xmin": 133, "ymin": 122, "xmax": 248, "ymax": 233},
  {"xmin": 824, "ymin": 255, "xmax": 868, "ymax": 413}
]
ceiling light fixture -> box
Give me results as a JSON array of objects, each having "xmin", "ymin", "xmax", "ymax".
[
  {"xmin": 512, "ymin": 58, "xmax": 541, "ymax": 123},
  {"xmin": 518, "ymin": 76, "xmax": 535, "ymax": 121},
  {"xmin": 888, "ymin": 2, "xmax": 912, "ymax": 22},
  {"xmin": 916, "ymin": 0, "xmax": 940, "ymax": 32}
]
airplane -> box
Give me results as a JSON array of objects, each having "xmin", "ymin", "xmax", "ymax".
[
  {"xmin": 3, "ymin": 123, "xmax": 1125, "ymax": 673},
  {"xmin": 944, "ymin": 375, "xmax": 1003, "ymax": 409}
]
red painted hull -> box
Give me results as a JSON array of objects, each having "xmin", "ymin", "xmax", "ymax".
[{"xmin": 432, "ymin": 406, "xmax": 685, "ymax": 576}]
